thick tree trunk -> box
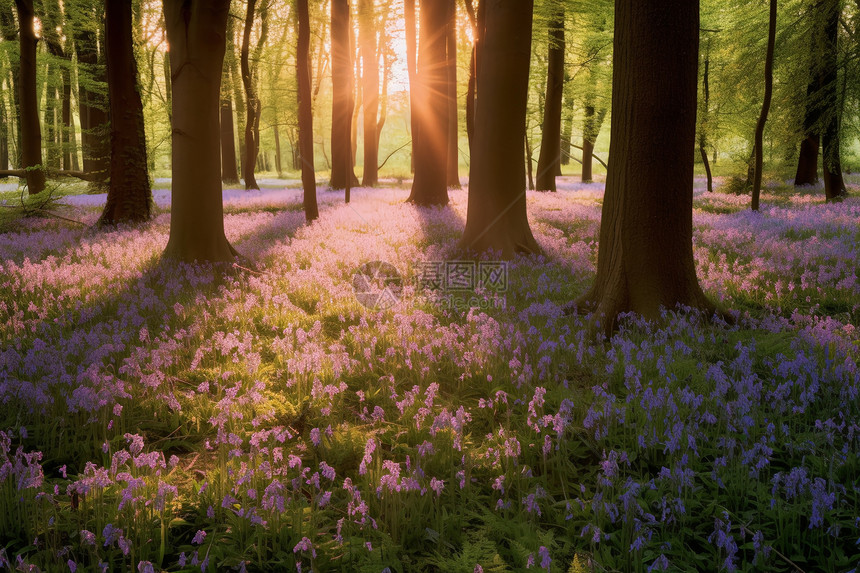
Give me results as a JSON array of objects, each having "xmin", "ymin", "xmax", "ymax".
[
  {"xmin": 404, "ymin": 0, "xmax": 417, "ymax": 173},
  {"xmin": 573, "ymin": 0, "xmax": 712, "ymax": 329},
  {"xmin": 535, "ymin": 4, "xmax": 564, "ymax": 192},
  {"xmin": 162, "ymin": 0, "xmax": 237, "ymax": 263},
  {"xmin": 73, "ymin": 5, "xmax": 110, "ymax": 186},
  {"xmin": 445, "ymin": 0, "xmax": 460, "ymax": 189},
  {"xmin": 407, "ymin": 0, "xmax": 451, "ymax": 206},
  {"xmin": 359, "ymin": 0, "xmax": 378, "ymax": 186},
  {"xmin": 297, "ymin": 0, "xmax": 318, "ymax": 221},
  {"xmin": 14, "ymin": 0, "xmax": 45, "ymax": 194},
  {"xmin": 331, "ymin": 0, "xmax": 358, "ymax": 189},
  {"xmin": 460, "ymin": 0, "xmax": 539, "ymax": 257},
  {"xmin": 820, "ymin": 0, "xmax": 846, "ymax": 202},
  {"xmin": 99, "ymin": 0, "xmax": 151, "ymax": 225},
  {"xmin": 794, "ymin": 135, "xmax": 819, "ymax": 186},
  {"xmin": 241, "ymin": 0, "xmax": 260, "ymax": 190},
  {"xmin": 220, "ymin": 94, "xmax": 240, "ymax": 184},
  {"xmin": 463, "ymin": 0, "xmax": 480, "ymax": 152},
  {"xmin": 751, "ymin": 0, "xmax": 776, "ymax": 212}
]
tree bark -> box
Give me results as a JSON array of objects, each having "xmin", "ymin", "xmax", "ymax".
[
  {"xmin": 0, "ymin": 6, "xmax": 22, "ymax": 168},
  {"xmin": 535, "ymin": 3, "xmax": 564, "ymax": 192},
  {"xmin": 460, "ymin": 0, "xmax": 539, "ymax": 257},
  {"xmin": 819, "ymin": 0, "xmax": 846, "ymax": 201},
  {"xmin": 698, "ymin": 46, "xmax": 713, "ymax": 193},
  {"xmin": 297, "ymin": 0, "xmax": 318, "ymax": 221},
  {"xmin": 331, "ymin": 0, "xmax": 358, "ymax": 189},
  {"xmin": 220, "ymin": 92, "xmax": 240, "ymax": 184},
  {"xmin": 751, "ymin": 0, "xmax": 776, "ymax": 212},
  {"xmin": 241, "ymin": 0, "xmax": 261, "ymax": 190},
  {"xmin": 404, "ymin": 0, "xmax": 417, "ymax": 173},
  {"xmin": 445, "ymin": 0, "xmax": 460, "ymax": 189},
  {"xmin": 407, "ymin": 0, "xmax": 451, "ymax": 206},
  {"xmin": 162, "ymin": 0, "xmax": 237, "ymax": 263},
  {"xmin": 99, "ymin": 0, "xmax": 151, "ymax": 225},
  {"xmin": 358, "ymin": 0, "xmax": 378, "ymax": 186},
  {"xmin": 573, "ymin": 0, "xmax": 713, "ymax": 330},
  {"xmin": 14, "ymin": 0, "xmax": 45, "ymax": 194}
]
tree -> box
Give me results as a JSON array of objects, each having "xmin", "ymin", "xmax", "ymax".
[
  {"xmin": 241, "ymin": 0, "xmax": 265, "ymax": 190},
  {"xmin": 0, "ymin": 4, "xmax": 21, "ymax": 169},
  {"xmin": 445, "ymin": 0, "xmax": 460, "ymax": 188},
  {"xmin": 99, "ymin": 0, "xmax": 151, "ymax": 225},
  {"xmin": 330, "ymin": 0, "xmax": 358, "ymax": 189},
  {"xmin": 698, "ymin": 38, "xmax": 714, "ymax": 193},
  {"xmin": 39, "ymin": 0, "xmax": 75, "ymax": 172},
  {"xmin": 818, "ymin": 0, "xmax": 847, "ymax": 201},
  {"xmin": 751, "ymin": 0, "xmax": 776, "ymax": 212},
  {"xmin": 358, "ymin": 0, "xmax": 378, "ymax": 186},
  {"xmin": 297, "ymin": 0, "xmax": 318, "ymax": 221},
  {"xmin": 460, "ymin": 0, "xmax": 539, "ymax": 256},
  {"xmin": 535, "ymin": 1, "xmax": 564, "ymax": 192},
  {"xmin": 572, "ymin": 0, "xmax": 713, "ymax": 328},
  {"xmin": 221, "ymin": 64, "xmax": 241, "ymax": 184},
  {"xmin": 162, "ymin": 0, "xmax": 238, "ymax": 262},
  {"xmin": 13, "ymin": 0, "xmax": 45, "ymax": 194},
  {"xmin": 407, "ymin": 0, "xmax": 451, "ymax": 206}
]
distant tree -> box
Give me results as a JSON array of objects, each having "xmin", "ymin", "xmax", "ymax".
[
  {"xmin": 535, "ymin": 1, "xmax": 564, "ymax": 192},
  {"xmin": 99, "ymin": 0, "xmax": 151, "ymax": 225},
  {"xmin": 330, "ymin": 0, "xmax": 358, "ymax": 189},
  {"xmin": 297, "ymin": 0, "xmax": 318, "ymax": 221},
  {"xmin": 751, "ymin": 0, "xmax": 776, "ymax": 211},
  {"xmin": 13, "ymin": 0, "xmax": 45, "ymax": 194},
  {"xmin": 0, "ymin": 5, "xmax": 21, "ymax": 168},
  {"xmin": 698, "ymin": 38, "xmax": 714, "ymax": 193},
  {"xmin": 241, "ymin": 0, "xmax": 266, "ymax": 190},
  {"xmin": 162, "ymin": 0, "xmax": 238, "ymax": 262},
  {"xmin": 445, "ymin": 0, "xmax": 460, "ymax": 189},
  {"xmin": 460, "ymin": 0, "xmax": 539, "ymax": 256},
  {"xmin": 358, "ymin": 0, "xmax": 378, "ymax": 186},
  {"xmin": 221, "ymin": 32, "xmax": 240, "ymax": 186},
  {"xmin": 407, "ymin": 0, "xmax": 451, "ymax": 206},
  {"xmin": 39, "ymin": 0, "xmax": 75, "ymax": 172},
  {"xmin": 572, "ymin": 0, "xmax": 713, "ymax": 328}
]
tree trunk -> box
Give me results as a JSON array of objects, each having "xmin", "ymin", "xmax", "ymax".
[
  {"xmin": 751, "ymin": 0, "xmax": 776, "ymax": 212},
  {"xmin": 698, "ymin": 46, "xmax": 713, "ymax": 193},
  {"xmin": 445, "ymin": 0, "xmax": 460, "ymax": 189},
  {"xmin": 14, "ymin": 0, "xmax": 45, "ymax": 194},
  {"xmin": 331, "ymin": 0, "xmax": 358, "ymax": 189},
  {"xmin": 43, "ymin": 66, "xmax": 61, "ymax": 170},
  {"xmin": 99, "ymin": 0, "xmax": 151, "ymax": 225},
  {"xmin": 241, "ymin": 0, "xmax": 260, "ymax": 190},
  {"xmin": 819, "ymin": 0, "xmax": 846, "ymax": 202},
  {"xmin": 573, "ymin": 0, "xmax": 713, "ymax": 330},
  {"xmin": 220, "ymin": 94, "xmax": 240, "ymax": 184},
  {"xmin": 0, "ymin": 6, "xmax": 22, "ymax": 169},
  {"xmin": 581, "ymin": 102, "xmax": 595, "ymax": 183},
  {"xmin": 460, "ymin": 0, "xmax": 539, "ymax": 257},
  {"xmin": 535, "ymin": 3, "xmax": 564, "ymax": 192},
  {"xmin": 0, "ymin": 98, "xmax": 7, "ymax": 171},
  {"xmin": 225, "ymin": 13, "xmax": 244, "ymax": 177},
  {"xmin": 73, "ymin": 3, "xmax": 110, "ymax": 186},
  {"xmin": 359, "ymin": 0, "xmax": 378, "ymax": 186},
  {"xmin": 162, "ymin": 0, "xmax": 237, "ymax": 263},
  {"xmin": 297, "ymin": 0, "xmax": 318, "ymax": 221},
  {"xmin": 404, "ymin": 0, "xmax": 417, "ymax": 173},
  {"xmin": 407, "ymin": 0, "xmax": 450, "ymax": 206},
  {"xmin": 560, "ymin": 95, "xmax": 573, "ymax": 167}
]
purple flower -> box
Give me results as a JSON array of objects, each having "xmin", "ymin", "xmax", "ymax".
[
  {"xmin": 192, "ymin": 530, "xmax": 207, "ymax": 545},
  {"xmin": 538, "ymin": 546, "xmax": 551, "ymax": 570}
]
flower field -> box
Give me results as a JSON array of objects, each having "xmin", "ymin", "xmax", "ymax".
[{"xmin": 0, "ymin": 178, "xmax": 858, "ymax": 572}]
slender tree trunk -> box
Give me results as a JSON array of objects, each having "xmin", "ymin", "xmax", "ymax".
[
  {"xmin": 14, "ymin": 0, "xmax": 45, "ymax": 194},
  {"xmin": 573, "ymin": 0, "xmax": 713, "ymax": 329},
  {"xmin": 331, "ymin": 0, "xmax": 358, "ymax": 189},
  {"xmin": 698, "ymin": 46, "xmax": 713, "ymax": 192},
  {"xmin": 162, "ymin": 0, "xmax": 237, "ymax": 262},
  {"xmin": 535, "ymin": 3, "xmax": 564, "ymax": 192},
  {"xmin": 0, "ymin": 98, "xmax": 7, "ymax": 171},
  {"xmin": 241, "ymin": 0, "xmax": 260, "ymax": 190},
  {"xmin": 61, "ymin": 69, "xmax": 73, "ymax": 170},
  {"xmin": 225, "ymin": 13, "xmax": 244, "ymax": 177},
  {"xmin": 297, "ymin": 0, "xmax": 318, "ymax": 221},
  {"xmin": 221, "ymin": 94, "xmax": 240, "ymax": 184},
  {"xmin": 445, "ymin": 0, "xmax": 460, "ymax": 188},
  {"xmin": 581, "ymin": 102, "xmax": 595, "ymax": 183},
  {"xmin": 461, "ymin": 0, "xmax": 539, "ymax": 256},
  {"xmin": 0, "ymin": 6, "xmax": 22, "ymax": 169},
  {"xmin": 407, "ymin": 0, "xmax": 450, "ymax": 206},
  {"xmin": 43, "ymin": 66, "xmax": 60, "ymax": 170},
  {"xmin": 560, "ymin": 93, "xmax": 573, "ymax": 167},
  {"xmin": 100, "ymin": 0, "xmax": 151, "ymax": 225},
  {"xmin": 359, "ymin": 0, "xmax": 378, "ymax": 186},
  {"xmin": 751, "ymin": 0, "xmax": 776, "ymax": 211},
  {"xmin": 404, "ymin": 0, "xmax": 417, "ymax": 173}
]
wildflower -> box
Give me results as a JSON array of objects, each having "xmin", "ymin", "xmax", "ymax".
[
  {"xmin": 137, "ymin": 561, "xmax": 154, "ymax": 573},
  {"xmin": 538, "ymin": 546, "xmax": 551, "ymax": 570},
  {"xmin": 193, "ymin": 530, "xmax": 207, "ymax": 545}
]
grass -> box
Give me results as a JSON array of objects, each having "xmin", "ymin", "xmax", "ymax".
[{"xmin": 0, "ymin": 178, "xmax": 858, "ymax": 572}]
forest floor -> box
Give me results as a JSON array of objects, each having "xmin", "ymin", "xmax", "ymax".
[{"xmin": 0, "ymin": 176, "xmax": 858, "ymax": 572}]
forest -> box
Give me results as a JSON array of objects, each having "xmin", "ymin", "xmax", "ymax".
[{"xmin": 0, "ymin": 0, "xmax": 858, "ymax": 571}]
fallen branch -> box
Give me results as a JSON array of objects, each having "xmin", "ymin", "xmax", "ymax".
[{"xmin": 0, "ymin": 169, "xmax": 100, "ymax": 182}]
